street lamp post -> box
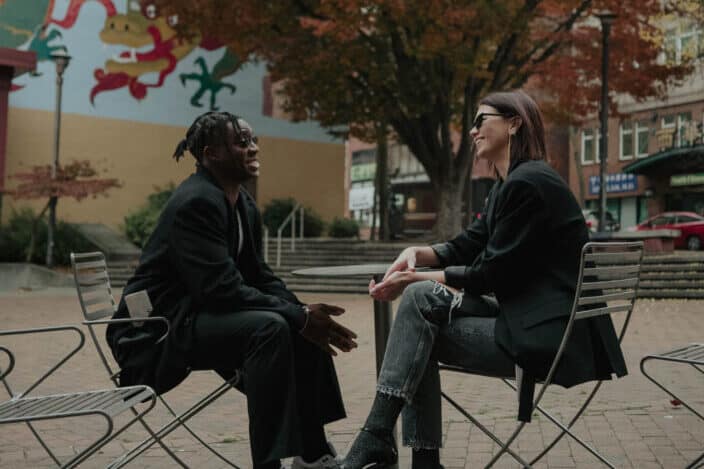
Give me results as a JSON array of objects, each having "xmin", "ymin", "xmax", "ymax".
[
  {"xmin": 46, "ymin": 50, "xmax": 71, "ymax": 268},
  {"xmin": 597, "ymin": 11, "xmax": 616, "ymax": 233}
]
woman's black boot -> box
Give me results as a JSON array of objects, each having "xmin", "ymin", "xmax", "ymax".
[{"xmin": 341, "ymin": 427, "xmax": 398, "ymax": 469}]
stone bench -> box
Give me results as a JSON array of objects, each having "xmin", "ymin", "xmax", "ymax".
[{"xmin": 590, "ymin": 229, "xmax": 681, "ymax": 253}]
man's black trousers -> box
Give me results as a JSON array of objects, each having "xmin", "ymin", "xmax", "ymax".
[{"xmin": 189, "ymin": 309, "xmax": 347, "ymax": 465}]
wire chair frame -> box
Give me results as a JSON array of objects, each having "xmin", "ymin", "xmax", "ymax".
[
  {"xmin": 440, "ymin": 241, "xmax": 644, "ymax": 468},
  {"xmin": 0, "ymin": 326, "xmax": 158, "ymax": 469},
  {"xmin": 71, "ymin": 252, "xmax": 241, "ymax": 468}
]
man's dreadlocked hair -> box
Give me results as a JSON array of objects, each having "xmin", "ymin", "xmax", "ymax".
[{"xmin": 173, "ymin": 111, "xmax": 242, "ymax": 163}]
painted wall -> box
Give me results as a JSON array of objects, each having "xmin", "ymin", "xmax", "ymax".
[{"xmin": 1, "ymin": 0, "xmax": 344, "ymax": 228}]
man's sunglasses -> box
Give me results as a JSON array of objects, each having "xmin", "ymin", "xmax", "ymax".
[
  {"xmin": 235, "ymin": 134, "xmax": 258, "ymax": 148},
  {"xmin": 472, "ymin": 112, "xmax": 506, "ymax": 130}
]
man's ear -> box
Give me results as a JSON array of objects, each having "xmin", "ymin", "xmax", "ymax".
[{"xmin": 202, "ymin": 145, "xmax": 218, "ymax": 162}]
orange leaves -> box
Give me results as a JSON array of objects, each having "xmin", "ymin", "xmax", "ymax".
[{"xmin": 8, "ymin": 160, "xmax": 121, "ymax": 202}]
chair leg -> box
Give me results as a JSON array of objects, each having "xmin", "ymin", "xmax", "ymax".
[
  {"xmin": 501, "ymin": 379, "xmax": 616, "ymax": 468},
  {"xmin": 440, "ymin": 391, "xmax": 532, "ymax": 468},
  {"xmin": 67, "ymin": 396, "xmax": 157, "ymax": 468},
  {"xmin": 2, "ymin": 374, "xmax": 62, "ymax": 467},
  {"xmin": 108, "ymin": 380, "xmax": 239, "ymax": 469},
  {"xmin": 641, "ymin": 357, "xmax": 704, "ymax": 421},
  {"xmin": 158, "ymin": 388, "xmax": 242, "ymax": 468},
  {"xmin": 686, "ymin": 450, "xmax": 704, "ymax": 469},
  {"xmin": 641, "ymin": 356, "xmax": 704, "ymax": 469}
]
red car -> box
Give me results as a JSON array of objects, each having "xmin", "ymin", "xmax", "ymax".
[{"xmin": 635, "ymin": 211, "xmax": 704, "ymax": 250}]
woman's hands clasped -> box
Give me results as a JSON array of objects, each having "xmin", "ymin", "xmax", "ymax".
[
  {"xmin": 369, "ymin": 247, "xmax": 419, "ymax": 302},
  {"xmin": 300, "ymin": 303, "xmax": 358, "ymax": 356}
]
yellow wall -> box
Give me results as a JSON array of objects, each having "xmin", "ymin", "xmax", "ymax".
[{"xmin": 2, "ymin": 107, "xmax": 345, "ymax": 230}]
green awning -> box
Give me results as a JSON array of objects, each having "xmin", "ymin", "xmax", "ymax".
[{"xmin": 623, "ymin": 144, "xmax": 704, "ymax": 175}]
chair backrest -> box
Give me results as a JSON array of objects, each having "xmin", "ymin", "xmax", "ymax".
[
  {"xmin": 71, "ymin": 252, "xmax": 117, "ymax": 321},
  {"xmin": 545, "ymin": 241, "xmax": 644, "ymax": 389},
  {"xmin": 71, "ymin": 251, "xmax": 121, "ymax": 378},
  {"xmin": 573, "ymin": 241, "xmax": 644, "ymax": 329}
]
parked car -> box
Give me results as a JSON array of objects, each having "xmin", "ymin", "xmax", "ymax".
[
  {"xmin": 635, "ymin": 211, "xmax": 704, "ymax": 250},
  {"xmin": 582, "ymin": 209, "xmax": 620, "ymax": 232}
]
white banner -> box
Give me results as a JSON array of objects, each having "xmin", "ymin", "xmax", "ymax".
[{"xmin": 349, "ymin": 186, "xmax": 375, "ymax": 210}]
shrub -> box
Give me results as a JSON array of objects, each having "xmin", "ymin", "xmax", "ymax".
[
  {"xmin": 262, "ymin": 198, "xmax": 324, "ymax": 237},
  {"xmin": 124, "ymin": 184, "xmax": 175, "ymax": 248},
  {"xmin": 0, "ymin": 207, "xmax": 96, "ymax": 266},
  {"xmin": 328, "ymin": 217, "xmax": 360, "ymax": 238}
]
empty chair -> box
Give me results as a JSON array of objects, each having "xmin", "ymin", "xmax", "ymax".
[{"xmin": 0, "ymin": 325, "xmax": 157, "ymax": 468}]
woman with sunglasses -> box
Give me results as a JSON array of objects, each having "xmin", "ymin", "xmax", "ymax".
[{"xmin": 342, "ymin": 90, "xmax": 627, "ymax": 469}]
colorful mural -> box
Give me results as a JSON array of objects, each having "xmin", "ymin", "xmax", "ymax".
[
  {"xmin": 1, "ymin": 0, "xmax": 331, "ymax": 142},
  {"xmin": 1, "ymin": 0, "xmax": 240, "ymax": 109},
  {"xmin": 91, "ymin": 1, "xmax": 241, "ymax": 109}
]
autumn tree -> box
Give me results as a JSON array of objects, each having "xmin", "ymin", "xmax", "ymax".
[
  {"xmin": 155, "ymin": 0, "xmax": 692, "ymax": 238},
  {"xmin": 6, "ymin": 160, "xmax": 121, "ymax": 263}
]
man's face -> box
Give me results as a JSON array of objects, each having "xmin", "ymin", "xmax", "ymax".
[{"xmin": 213, "ymin": 119, "xmax": 260, "ymax": 181}]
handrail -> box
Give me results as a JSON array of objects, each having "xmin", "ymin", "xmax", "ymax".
[{"xmin": 276, "ymin": 203, "xmax": 304, "ymax": 267}]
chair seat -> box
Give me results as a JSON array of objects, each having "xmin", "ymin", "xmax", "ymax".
[
  {"xmin": 648, "ymin": 343, "xmax": 704, "ymax": 365},
  {"xmin": 0, "ymin": 386, "xmax": 154, "ymax": 424}
]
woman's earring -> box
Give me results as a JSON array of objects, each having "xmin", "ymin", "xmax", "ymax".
[{"xmin": 507, "ymin": 129, "xmax": 513, "ymax": 162}]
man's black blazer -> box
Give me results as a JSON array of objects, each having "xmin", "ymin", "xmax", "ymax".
[
  {"xmin": 107, "ymin": 167, "xmax": 305, "ymax": 394},
  {"xmin": 432, "ymin": 160, "xmax": 627, "ymax": 419}
]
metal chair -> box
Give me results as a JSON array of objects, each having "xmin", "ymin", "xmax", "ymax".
[
  {"xmin": 641, "ymin": 343, "xmax": 704, "ymax": 469},
  {"xmin": 0, "ymin": 325, "xmax": 158, "ymax": 468},
  {"xmin": 440, "ymin": 241, "xmax": 644, "ymax": 468},
  {"xmin": 71, "ymin": 251, "xmax": 242, "ymax": 468}
]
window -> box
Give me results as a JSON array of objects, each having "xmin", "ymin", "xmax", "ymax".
[
  {"xmin": 650, "ymin": 215, "xmax": 673, "ymax": 227},
  {"xmin": 636, "ymin": 121, "xmax": 649, "ymax": 157},
  {"xmin": 619, "ymin": 122, "xmax": 633, "ymax": 160},
  {"xmin": 581, "ymin": 129, "xmax": 601, "ymax": 165},
  {"xmin": 677, "ymin": 214, "xmax": 704, "ymax": 223},
  {"xmin": 663, "ymin": 22, "xmax": 703, "ymax": 65},
  {"xmin": 661, "ymin": 113, "xmax": 692, "ymax": 148},
  {"xmin": 620, "ymin": 121, "xmax": 650, "ymax": 159}
]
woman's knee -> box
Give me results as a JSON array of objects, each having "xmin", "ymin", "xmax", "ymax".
[{"xmin": 399, "ymin": 281, "xmax": 445, "ymax": 324}]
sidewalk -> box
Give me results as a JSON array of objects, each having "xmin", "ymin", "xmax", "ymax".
[{"xmin": 0, "ymin": 288, "xmax": 702, "ymax": 468}]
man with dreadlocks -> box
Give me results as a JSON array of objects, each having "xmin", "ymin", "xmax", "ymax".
[{"xmin": 107, "ymin": 111, "xmax": 356, "ymax": 469}]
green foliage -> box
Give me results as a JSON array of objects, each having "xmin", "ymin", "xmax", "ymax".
[
  {"xmin": 328, "ymin": 217, "xmax": 359, "ymax": 238},
  {"xmin": 262, "ymin": 198, "xmax": 324, "ymax": 237},
  {"xmin": 0, "ymin": 207, "xmax": 96, "ymax": 266},
  {"xmin": 123, "ymin": 184, "xmax": 175, "ymax": 248}
]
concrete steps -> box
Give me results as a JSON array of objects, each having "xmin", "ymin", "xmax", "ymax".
[
  {"xmin": 638, "ymin": 252, "xmax": 704, "ymax": 298},
  {"xmin": 103, "ymin": 236, "xmax": 704, "ymax": 298}
]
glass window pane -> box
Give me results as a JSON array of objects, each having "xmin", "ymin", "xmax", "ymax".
[
  {"xmin": 621, "ymin": 123, "xmax": 633, "ymax": 158},
  {"xmin": 583, "ymin": 135, "xmax": 593, "ymax": 163}
]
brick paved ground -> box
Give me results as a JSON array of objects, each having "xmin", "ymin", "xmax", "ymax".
[{"xmin": 0, "ymin": 288, "xmax": 702, "ymax": 468}]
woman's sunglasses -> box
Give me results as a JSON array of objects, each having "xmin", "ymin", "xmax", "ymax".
[{"xmin": 472, "ymin": 113, "xmax": 506, "ymax": 130}]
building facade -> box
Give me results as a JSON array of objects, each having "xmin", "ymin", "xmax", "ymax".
[
  {"xmin": 568, "ymin": 19, "xmax": 704, "ymax": 230},
  {"xmin": 0, "ymin": 0, "xmax": 345, "ymax": 230}
]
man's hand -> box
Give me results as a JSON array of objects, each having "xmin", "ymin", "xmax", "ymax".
[{"xmin": 300, "ymin": 303, "xmax": 357, "ymax": 356}]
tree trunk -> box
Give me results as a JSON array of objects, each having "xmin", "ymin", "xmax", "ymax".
[{"xmin": 434, "ymin": 176, "xmax": 467, "ymax": 241}]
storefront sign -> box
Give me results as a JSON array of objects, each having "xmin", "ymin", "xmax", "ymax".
[
  {"xmin": 589, "ymin": 173, "xmax": 637, "ymax": 195},
  {"xmin": 349, "ymin": 186, "xmax": 375, "ymax": 210},
  {"xmin": 350, "ymin": 163, "xmax": 376, "ymax": 182},
  {"xmin": 670, "ymin": 173, "xmax": 704, "ymax": 187}
]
